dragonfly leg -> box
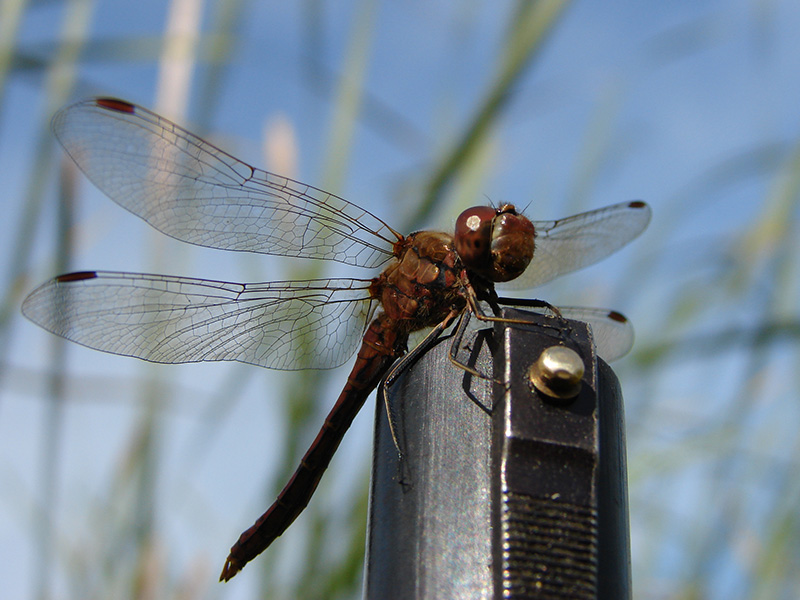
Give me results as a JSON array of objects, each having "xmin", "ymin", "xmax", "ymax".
[
  {"xmin": 379, "ymin": 308, "xmax": 463, "ymax": 468},
  {"xmin": 448, "ymin": 286, "xmax": 574, "ymax": 385},
  {"xmin": 496, "ymin": 295, "xmax": 563, "ymax": 317},
  {"xmin": 493, "ymin": 296, "xmax": 586, "ymax": 344},
  {"xmin": 444, "ymin": 309, "xmax": 501, "ymax": 395},
  {"xmin": 463, "ymin": 283, "xmax": 568, "ymax": 343},
  {"xmin": 446, "ymin": 308, "xmax": 487, "ymax": 379}
]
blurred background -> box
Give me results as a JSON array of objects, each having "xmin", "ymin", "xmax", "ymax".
[{"xmin": 2, "ymin": 1, "xmax": 799, "ymax": 598}]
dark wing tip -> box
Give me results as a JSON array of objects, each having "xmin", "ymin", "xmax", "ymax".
[
  {"xmin": 94, "ymin": 98, "xmax": 136, "ymax": 113},
  {"xmin": 56, "ymin": 271, "xmax": 98, "ymax": 283},
  {"xmin": 607, "ymin": 310, "xmax": 628, "ymax": 323},
  {"xmin": 628, "ymin": 200, "xmax": 648, "ymax": 209}
]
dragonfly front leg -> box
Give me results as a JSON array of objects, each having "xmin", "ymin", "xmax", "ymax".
[{"xmin": 448, "ymin": 284, "xmax": 566, "ymax": 385}]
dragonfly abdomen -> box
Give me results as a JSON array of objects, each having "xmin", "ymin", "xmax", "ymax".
[{"xmin": 220, "ymin": 313, "xmax": 407, "ymax": 581}]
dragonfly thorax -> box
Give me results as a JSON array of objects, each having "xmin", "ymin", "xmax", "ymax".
[{"xmin": 370, "ymin": 230, "xmax": 466, "ymax": 332}]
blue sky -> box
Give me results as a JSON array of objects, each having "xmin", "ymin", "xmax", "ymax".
[{"xmin": 2, "ymin": 1, "xmax": 799, "ymax": 598}]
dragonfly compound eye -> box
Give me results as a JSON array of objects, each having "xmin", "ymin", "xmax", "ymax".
[
  {"xmin": 454, "ymin": 204, "xmax": 536, "ymax": 283},
  {"xmin": 454, "ymin": 205, "xmax": 495, "ymax": 273}
]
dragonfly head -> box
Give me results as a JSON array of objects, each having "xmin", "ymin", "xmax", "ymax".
[{"xmin": 454, "ymin": 204, "xmax": 536, "ymax": 283}]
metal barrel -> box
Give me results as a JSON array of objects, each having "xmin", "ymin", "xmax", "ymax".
[{"xmin": 364, "ymin": 308, "xmax": 630, "ymax": 600}]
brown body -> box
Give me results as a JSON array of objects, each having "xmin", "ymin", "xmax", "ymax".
[
  {"xmin": 377, "ymin": 230, "xmax": 467, "ymax": 327},
  {"xmin": 23, "ymin": 98, "xmax": 649, "ymax": 583},
  {"xmin": 221, "ymin": 230, "xmax": 471, "ymax": 580}
]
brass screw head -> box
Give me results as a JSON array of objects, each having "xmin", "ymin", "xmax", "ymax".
[{"xmin": 528, "ymin": 346, "xmax": 584, "ymax": 401}]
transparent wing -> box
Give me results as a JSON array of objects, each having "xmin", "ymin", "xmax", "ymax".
[
  {"xmin": 52, "ymin": 98, "xmax": 400, "ymax": 268},
  {"xmin": 498, "ymin": 201, "xmax": 651, "ymax": 290},
  {"xmin": 559, "ymin": 306, "xmax": 635, "ymax": 362},
  {"xmin": 22, "ymin": 271, "xmax": 377, "ymax": 370}
]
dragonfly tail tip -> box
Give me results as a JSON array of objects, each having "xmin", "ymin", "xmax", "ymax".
[{"xmin": 219, "ymin": 557, "xmax": 241, "ymax": 582}]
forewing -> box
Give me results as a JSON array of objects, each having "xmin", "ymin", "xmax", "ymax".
[
  {"xmin": 22, "ymin": 271, "xmax": 376, "ymax": 370},
  {"xmin": 52, "ymin": 98, "xmax": 399, "ymax": 268},
  {"xmin": 498, "ymin": 201, "xmax": 651, "ymax": 290},
  {"xmin": 559, "ymin": 306, "xmax": 635, "ymax": 362}
]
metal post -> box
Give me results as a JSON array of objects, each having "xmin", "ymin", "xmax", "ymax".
[{"xmin": 364, "ymin": 308, "xmax": 630, "ymax": 599}]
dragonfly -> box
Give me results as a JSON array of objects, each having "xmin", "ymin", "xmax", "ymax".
[{"xmin": 22, "ymin": 98, "xmax": 651, "ymax": 581}]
